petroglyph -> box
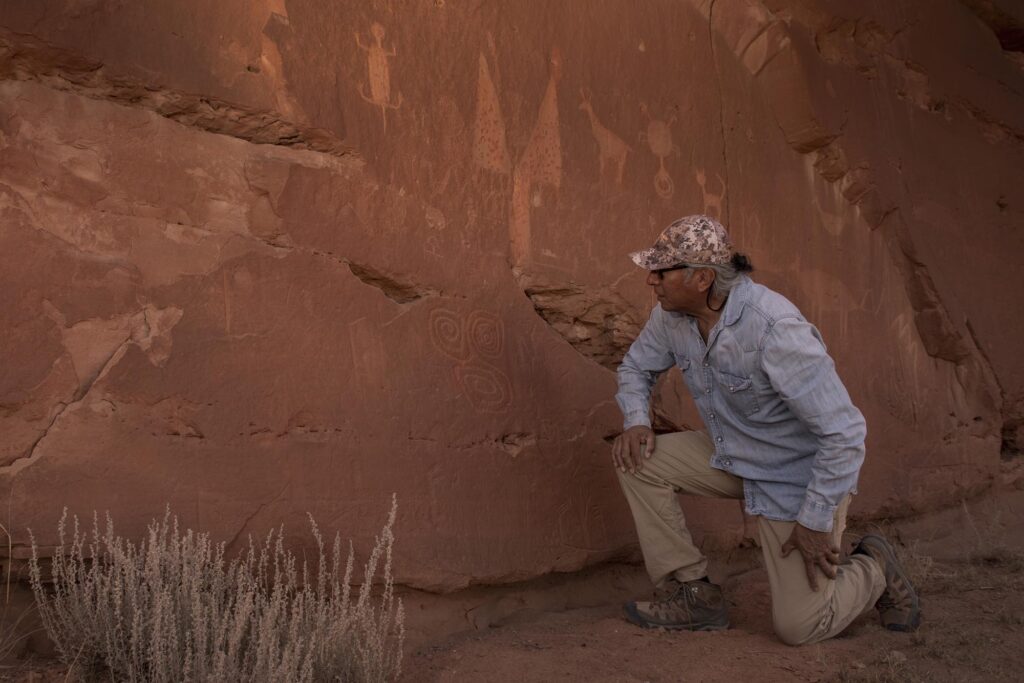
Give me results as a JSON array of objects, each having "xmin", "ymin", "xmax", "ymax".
[
  {"xmin": 739, "ymin": 208, "xmax": 765, "ymax": 245},
  {"xmin": 639, "ymin": 104, "xmax": 678, "ymax": 199},
  {"xmin": 430, "ymin": 307, "xmax": 513, "ymax": 412},
  {"xmin": 259, "ymin": 15, "xmax": 305, "ymax": 122},
  {"xmin": 473, "ymin": 51, "xmax": 512, "ymax": 175},
  {"xmin": 355, "ymin": 22, "xmax": 402, "ymax": 131},
  {"xmin": 425, "ymin": 206, "xmax": 447, "ymax": 231},
  {"xmin": 510, "ymin": 47, "xmax": 563, "ymax": 266},
  {"xmin": 425, "ymin": 234, "xmax": 442, "ymax": 258},
  {"xmin": 579, "ymin": 88, "xmax": 631, "ymax": 186},
  {"xmin": 556, "ymin": 489, "xmax": 610, "ymax": 550},
  {"xmin": 509, "ymin": 177, "xmax": 532, "ymax": 265},
  {"xmin": 519, "ymin": 48, "xmax": 563, "ymax": 188},
  {"xmin": 466, "ymin": 310, "xmax": 504, "ymax": 359},
  {"xmin": 453, "ymin": 363, "xmax": 512, "ymax": 412},
  {"xmin": 429, "ymin": 308, "xmax": 471, "ymax": 361},
  {"xmin": 695, "ymin": 169, "xmax": 726, "ymax": 220},
  {"xmin": 349, "ymin": 317, "xmax": 388, "ymax": 389}
]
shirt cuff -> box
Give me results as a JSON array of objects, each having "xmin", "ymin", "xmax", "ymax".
[
  {"xmin": 622, "ymin": 411, "xmax": 651, "ymax": 430},
  {"xmin": 796, "ymin": 494, "xmax": 836, "ymax": 533}
]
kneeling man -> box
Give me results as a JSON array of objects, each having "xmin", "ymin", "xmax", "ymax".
[{"xmin": 614, "ymin": 215, "xmax": 920, "ymax": 645}]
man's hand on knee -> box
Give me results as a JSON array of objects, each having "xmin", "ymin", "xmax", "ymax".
[
  {"xmin": 780, "ymin": 523, "xmax": 840, "ymax": 591},
  {"xmin": 612, "ymin": 426, "xmax": 655, "ymax": 474}
]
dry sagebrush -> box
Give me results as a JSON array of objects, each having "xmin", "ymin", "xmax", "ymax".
[{"xmin": 28, "ymin": 498, "xmax": 404, "ymax": 682}]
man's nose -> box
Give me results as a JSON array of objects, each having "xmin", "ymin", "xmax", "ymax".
[{"xmin": 646, "ymin": 272, "xmax": 659, "ymax": 286}]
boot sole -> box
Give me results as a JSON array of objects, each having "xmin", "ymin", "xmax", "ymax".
[
  {"xmin": 857, "ymin": 534, "xmax": 922, "ymax": 632},
  {"xmin": 623, "ymin": 603, "xmax": 730, "ymax": 631}
]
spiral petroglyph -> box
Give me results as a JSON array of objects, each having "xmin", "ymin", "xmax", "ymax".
[
  {"xmin": 430, "ymin": 307, "xmax": 512, "ymax": 411},
  {"xmin": 429, "ymin": 307, "xmax": 471, "ymax": 361},
  {"xmin": 639, "ymin": 103, "xmax": 678, "ymax": 200},
  {"xmin": 454, "ymin": 363, "xmax": 512, "ymax": 412},
  {"xmin": 467, "ymin": 310, "xmax": 504, "ymax": 358}
]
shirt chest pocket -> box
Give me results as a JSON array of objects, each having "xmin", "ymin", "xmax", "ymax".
[
  {"xmin": 675, "ymin": 356, "xmax": 699, "ymax": 393},
  {"xmin": 717, "ymin": 370, "xmax": 759, "ymax": 416}
]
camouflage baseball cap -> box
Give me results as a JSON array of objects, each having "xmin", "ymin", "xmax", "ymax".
[{"xmin": 629, "ymin": 214, "xmax": 733, "ymax": 269}]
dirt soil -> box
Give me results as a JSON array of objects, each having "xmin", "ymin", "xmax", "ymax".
[
  {"xmin": 5, "ymin": 487, "xmax": 1023, "ymax": 683},
  {"xmin": 402, "ymin": 487, "xmax": 1024, "ymax": 683}
]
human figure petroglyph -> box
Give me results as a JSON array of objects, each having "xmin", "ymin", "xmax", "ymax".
[
  {"xmin": 557, "ymin": 489, "xmax": 611, "ymax": 550},
  {"xmin": 695, "ymin": 169, "xmax": 726, "ymax": 220},
  {"xmin": 425, "ymin": 235, "xmax": 442, "ymax": 258},
  {"xmin": 519, "ymin": 47, "xmax": 563, "ymax": 188},
  {"xmin": 349, "ymin": 317, "xmax": 388, "ymax": 389},
  {"xmin": 579, "ymin": 88, "xmax": 631, "ymax": 187},
  {"xmin": 430, "ymin": 307, "xmax": 513, "ymax": 411},
  {"xmin": 740, "ymin": 208, "xmax": 762, "ymax": 241},
  {"xmin": 639, "ymin": 104, "xmax": 678, "ymax": 199},
  {"xmin": 473, "ymin": 51, "xmax": 512, "ymax": 175},
  {"xmin": 355, "ymin": 22, "xmax": 402, "ymax": 132},
  {"xmin": 510, "ymin": 47, "xmax": 563, "ymax": 266}
]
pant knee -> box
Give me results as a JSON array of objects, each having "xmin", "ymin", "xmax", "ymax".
[
  {"xmin": 614, "ymin": 465, "xmax": 633, "ymax": 487},
  {"xmin": 772, "ymin": 615, "xmax": 818, "ymax": 647},
  {"xmin": 614, "ymin": 461, "xmax": 654, "ymax": 487}
]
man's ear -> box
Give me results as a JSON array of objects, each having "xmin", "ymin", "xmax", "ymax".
[{"xmin": 697, "ymin": 268, "xmax": 716, "ymax": 292}]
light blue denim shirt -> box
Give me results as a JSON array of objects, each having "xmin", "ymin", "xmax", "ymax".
[{"xmin": 615, "ymin": 275, "xmax": 866, "ymax": 532}]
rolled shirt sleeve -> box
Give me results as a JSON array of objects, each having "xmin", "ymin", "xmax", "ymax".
[
  {"xmin": 616, "ymin": 306, "xmax": 676, "ymax": 430},
  {"xmin": 760, "ymin": 316, "xmax": 867, "ymax": 532}
]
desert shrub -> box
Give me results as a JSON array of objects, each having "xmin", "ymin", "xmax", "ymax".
[
  {"xmin": 0, "ymin": 522, "xmax": 39, "ymax": 662},
  {"xmin": 28, "ymin": 498, "xmax": 404, "ymax": 682}
]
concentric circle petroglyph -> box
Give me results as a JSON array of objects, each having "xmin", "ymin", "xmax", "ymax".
[
  {"xmin": 467, "ymin": 310, "xmax": 504, "ymax": 358},
  {"xmin": 429, "ymin": 308, "xmax": 470, "ymax": 361},
  {"xmin": 454, "ymin": 363, "xmax": 512, "ymax": 411}
]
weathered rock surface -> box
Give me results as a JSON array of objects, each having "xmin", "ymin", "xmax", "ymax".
[{"xmin": 0, "ymin": 0, "xmax": 1021, "ymax": 590}]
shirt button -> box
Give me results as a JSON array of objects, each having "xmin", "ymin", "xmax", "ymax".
[
  {"xmin": 709, "ymin": 413, "xmax": 716, "ymax": 420},
  {"xmin": 716, "ymin": 436, "xmax": 723, "ymax": 443},
  {"xmin": 705, "ymin": 388, "xmax": 711, "ymax": 394},
  {"xmin": 703, "ymin": 362, "xmax": 709, "ymax": 367}
]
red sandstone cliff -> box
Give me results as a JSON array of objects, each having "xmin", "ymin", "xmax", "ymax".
[{"xmin": 0, "ymin": 0, "xmax": 1021, "ymax": 590}]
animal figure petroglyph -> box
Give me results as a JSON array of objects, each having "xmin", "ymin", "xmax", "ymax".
[
  {"xmin": 579, "ymin": 88, "xmax": 630, "ymax": 187},
  {"xmin": 695, "ymin": 169, "xmax": 726, "ymax": 220},
  {"xmin": 639, "ymin": 103, "xmax": 678, "ymax": 199},
  {"xmin": 355, "ymin": 22, "xmax": 402, "ymax": 131}
]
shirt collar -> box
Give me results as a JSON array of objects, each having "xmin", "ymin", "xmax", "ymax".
[
  {"xmin": 661, "ymin": 275, "xmax": 752, "ymax": 327},
  {"xmin": 721, "ymin": 275, "xmax": 752, "ymax": 327}
]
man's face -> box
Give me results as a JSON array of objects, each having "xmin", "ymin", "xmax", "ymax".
[{"xmin": 646, "ymin": 266, "xmax": 707, "ymax": 314}]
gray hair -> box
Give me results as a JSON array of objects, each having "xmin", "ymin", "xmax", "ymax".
[{"xmin": 683, "ymin": 253, "xmax": 754, "ymax": 299}]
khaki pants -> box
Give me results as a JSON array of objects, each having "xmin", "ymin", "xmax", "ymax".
[{"xmin": 616, "ymin": 431, "xmax": 886, "ymax": 645}]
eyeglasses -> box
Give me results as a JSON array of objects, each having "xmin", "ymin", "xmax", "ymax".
[{"xmin": 650, "ymin": 265, "xmax": 688, "ymax": 280}]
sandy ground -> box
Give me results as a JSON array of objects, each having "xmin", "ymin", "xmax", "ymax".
[
  {"xmin": 5, "ymin": 486, "xmax": 1023, "ymax": 683},
  {"xmin": 401, "ymin": 486, "xmax": 1024, "ymax": 683}
]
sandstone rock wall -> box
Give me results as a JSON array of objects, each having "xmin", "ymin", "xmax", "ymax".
[{"xmin": 1, "ymin": 0, "xmax": 1020, "ymax": 590}]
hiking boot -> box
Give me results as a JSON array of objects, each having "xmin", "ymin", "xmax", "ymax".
[
  {"xmin": 853, "ymin": 534, "xmax": 922, "ymax": 632},
  {"xmin": 624, "ymin": 578, "xmax": 730, "ymax": 631}
]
